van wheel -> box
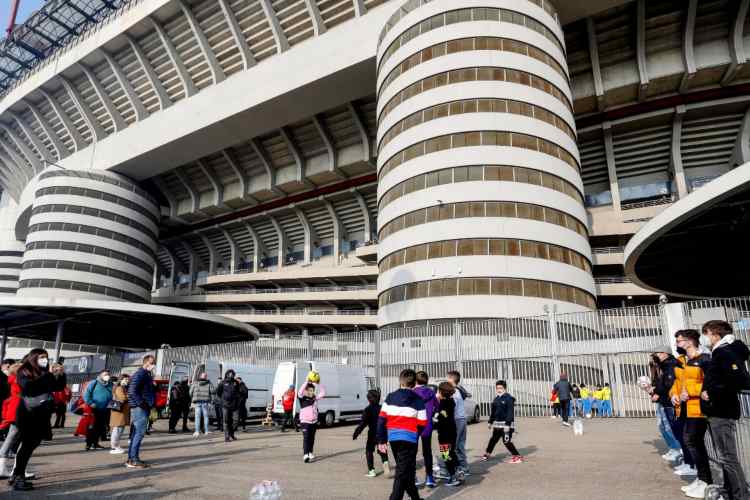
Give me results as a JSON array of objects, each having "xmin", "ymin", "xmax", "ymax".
[
  {"xmin": 473, "ymin": 407, "xmax": 481, "ymax": 424},
  {"xmin": 324, "ymin": 411, "xmax": 335, "ymax": 427}
]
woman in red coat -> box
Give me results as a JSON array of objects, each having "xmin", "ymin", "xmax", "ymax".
[{"xmin": 0, "ymin": 363, "xmax": 25, "ymax": 478}]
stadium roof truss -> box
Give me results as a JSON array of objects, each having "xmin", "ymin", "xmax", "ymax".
[{"xmin": 0, "ymin": 0, "xmax": 124, "ymax": 92}]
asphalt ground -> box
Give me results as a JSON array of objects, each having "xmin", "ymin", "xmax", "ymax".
[{"xmin": 0, "ymin": 416, "xmax": 692, "ymax": 499}]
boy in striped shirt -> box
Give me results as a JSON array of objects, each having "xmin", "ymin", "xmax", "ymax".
[{"xmin": 377, "ymin": 369, "xmax": 428, "ymax": 500}]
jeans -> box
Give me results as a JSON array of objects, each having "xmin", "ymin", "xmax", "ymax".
[
  {"xmin": 656, "ymin": 403, "xmax": 681, "ymax": 451},
  {"xmin": 128, "ymin": 407, "xmax": 148, "ymax": 461},
  {"xmin": 389, "ymin": 441, "xmax": 420, "ymax": 500},
  {"xmin": 455, "ymin": 418, "xmax": 468, "ymax": 471},
  {"xmin": 560, "ymin": 400, "xmax": 571, "ymax": 423},
  {"xmin": 601, "ymin": 400, "xmax": 613, "ymax": 417},
  {"xmin": 709, "ymin": 417, "xmax": 749, "ymax": 500},
  {"xmin": 684, "ymin": 418, "xmax": 711, "ymax": 484},
  {"xmin": 366, "ymin": 435, "xmax": 388, "ymax": 470},
  {"xmin": 194, "ymin": 402, "xmax": 210, "ymax": 434},
  {"xmin": 0, "ymin": 424, "xmax": 20, "ymax": 458},
  {"xmin": 302, "ymin": 423, "xmax": 317, "ymax": 455},
  {"xmin": 111, "ymin": 426, "xmax": 124, "ymax": 450},
  {"xmin": 419, "ymin": 434, "xmax": 433, "ymax": 478},
  {"xmin": 583, "ymin": 398, "xmax": 593, "ymax": 416}
]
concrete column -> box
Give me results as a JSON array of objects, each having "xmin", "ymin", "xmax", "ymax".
[
  {"xmin": 54, "ymin": 320, "xmax": 65, "ymax": 363},
  {"xmin": 603, "ymin": 123, "xmax": 622, "ymax": 214},
  {"xmin": 0, "ymin": 328, "xmax": 8, "ymax": 361}
]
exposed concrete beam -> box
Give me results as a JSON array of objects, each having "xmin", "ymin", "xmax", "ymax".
[
  {"xmin": 351, "ymin": 189, "xmax": 373, "ymax": 242},
  {"xmin": 24, "ymin": 100, "xmax": 68, "ymax": 160},
  {"xmin": 636, "ymin": 0, "xmax": 649, "ymax": 102},
  {"xmin": 178, "ymin": 0, "xmax": 226, "ymax": 85},
  {"xmin": 602, "ymin": 123, "xmax": 622, "ymax": 214},
  {"xmin": 268, "ymin": 215, "xmax": 288, "ymax": 268},
  {"xmin": 244, "ymin": 222, "xmax": 266, "ymax": 271},
  {"xmin": 294, "ymin": 207, "xmax": 318, "ymax": 264},
  {"xmin": 0, "ymin": 140, "xmax": 32, "ymax": 184},
  {"xmin": 39, "ymin": 89, "xmax": 85, "ymax": 152},
  {"xmin": 78, "ymin": 62, "xmax": 127, "ymax": 132},
  {"xmin": 220, "ymin": 228, "xmax": 239, "ymax": 273},
  {"xmin": 196, "ymin": 159, "xmax": 226, "ymax": 208},
  {"xmin": 250, "ymin": 138, "xmax": 284, "ymax": 196},
  {"xmin": 9, "ymin": 112, "xmax": 52, "ymax": 163},
  {"xmin": 179, "ymin": 240, "xmax": 198, "ymax": 281},
  {"xmin": 126, "ymin": 34, "xmax": 172, "ymax": 110},
  {"xmin": 149, "ymin": 16, "xmax": 197, "ymax": 98},
  {"xmin": 221, "ymin": 148, "xmax": 258, "ymax": 204},
  {"xmin": 586, "ymin": 17, "xmax": 605, "ymax": 112},
  {"xmin": 102, "ymin": 50, "xmax": 148, "ymax": 121},
  {"xmin": 722, "ymin": 0, "xmax": 750, "ymax": 86},
  {"xmin": 352, "ymin": 0, "xmax": 366, "ymax": 17},
  {"xmin": 162, "ymin": 245, "xmax": 184, "ymax": 283},
  {"xmin": 670, "ymin": 106, "xmax": 688, "ymax": 199},
  {"xmin": 731, "ymin": 105, "xmax": 750, "ymax": 166},
  {"xmin": 59, "ymin": 76, "xmax": 105, "ymax": 142},
  {"xmin": 217, "ymin": 0, "xmax": 257, "ymax": 70},
  {"xmin": 280, "ymin": 127, "xmax": 312, "ymax": 187},
  {"xmin": 679, "ymin": 0, "xmax": 698, "ymax": 93},
  {"xmin": 197, "ymin": 232, "xmax": 219, "ymax": 272},
  {"xmin": 151, "ymin": 176, "xmax": 184, "ymax": 222},
  {"xmin": 323, "ymin": 198, "xmax": 344, "ymax": 265},
  {"xmin": 312, "ymin": 114, "xmax": 346, "ymax": 179},
  {"xmin": 259, "ymin": 0, "xmax": 289, "ymax": 53},
  {"xmin": 347, "ymin": 102, "xmax": 371, "ymax": 164},
  {"xmin": 174, "ymin": 167, "xmax": 201, "ymax": 214},
  {"xmin": 1, "ymin": 123, "xmax": 41, "ymax": 174},
  {"xmin": 0, "ymin": 147, "xmax": 27, "ymax": 195},
  {"xmin": 303, "ymin": 0, "xmax": 327, "ymax": 36}
]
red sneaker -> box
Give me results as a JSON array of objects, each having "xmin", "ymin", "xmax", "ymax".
[{"xmin": 508, "ymin": 456, "xmax": 524, "ymax": 464}]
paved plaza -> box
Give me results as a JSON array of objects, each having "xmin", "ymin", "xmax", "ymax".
[{"xmin": 4, "ymin": 416, "xmax": 691, "ymax": 499}]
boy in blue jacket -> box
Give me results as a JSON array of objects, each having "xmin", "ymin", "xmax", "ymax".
[{"xmin": 481, "ymin": 380, "xmax": 523, "ymax": 464}]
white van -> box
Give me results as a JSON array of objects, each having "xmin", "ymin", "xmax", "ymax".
[
  {"xmin": 171, "ymin": 360, "xmax": 277, "ymax": 421},
  {"xmin": 272, "ymin": 361, "xmax": 368, "ymax": 426}
]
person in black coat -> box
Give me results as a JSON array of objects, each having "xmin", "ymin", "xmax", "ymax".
[
  {"xmin": 11, "ymin": 349, "xmax": 66, "ymax": 491},
  {"xmin": 236, "ymin": 377, "xmax": 249, "ymax": 431},
  {"xmin": 353, "ymin": 389, "xmax": 390, "ymax": 476},
  {"xmin": 482, "ymin": 380, "xmax": 522, "ymax": 462},
  {"xmin": 216, "ymin": 370, "xmax": 240, "ymax": 442}
]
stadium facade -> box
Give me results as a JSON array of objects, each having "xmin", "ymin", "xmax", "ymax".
[{"xmin": 0, "ymin": 0, "xmax": 747, "ymax": 335}]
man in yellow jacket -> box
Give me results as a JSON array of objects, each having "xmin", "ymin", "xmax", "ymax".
[{"xmin": 671, "ymin": 329, "xmax": 712, "ymax": 498}]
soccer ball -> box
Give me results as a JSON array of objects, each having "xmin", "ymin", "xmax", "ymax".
[{"xmin": 307, "ymin": 371, "xmax": 320, "ymax": 383}]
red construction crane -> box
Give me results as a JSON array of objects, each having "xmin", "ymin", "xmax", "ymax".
[{"xmin": 6, "ymin": 0, "xmax": 22, "ymax": 38}]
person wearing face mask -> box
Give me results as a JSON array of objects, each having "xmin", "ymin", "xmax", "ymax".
[
  {"xmin": 83, "ymin": 370, "xmax": 114, "ymax": 451},
  {"xmin": 10, "ymin": 349, "xmax": 66, "ymax": 491},
  {"xmin": 109, "ymin": 375, "xmax": 131, "ymax": 454},
  {"xmin": 126, "ymin": 355, "xmax": 156, "ymax": 469},
  {"xmin": 0, "ymin": 359, "xmax": 15, "ymax": 415},
  {"xmin": 216, "ymin": 370, "xmax": 240, "ymax": 442},
  {"xmin": 700, "ymin": 320, "xmax": 750, "ymax": 500},
  {"xmin": 190, "ymin": 373, "xmax": 213, "ymax": 437}
]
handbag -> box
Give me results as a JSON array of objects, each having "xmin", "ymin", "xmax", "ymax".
[
  {"xmin": 23, "ymin": 393, "xmax": 52, "ymax": 410},
  {"xmin": 107, "ymin": 399, "xmax": 124, "ymax": 412}
]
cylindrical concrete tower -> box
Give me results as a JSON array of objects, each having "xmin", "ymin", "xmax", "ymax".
[
  {"xmin": 16, "ymin": 169, "xmax": 160, "ymax": 303},
  {"xmin": 376, "ymin": 0, "xmax": 596, "ymax": 326},
  {"xmin": 0, "ymin": 190, "xmax": 24, "ymax": 295}
]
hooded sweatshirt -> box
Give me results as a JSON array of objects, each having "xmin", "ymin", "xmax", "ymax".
[
  {"xmin": 297, "ymin": 383, "xmax": 326, "ymax": 424},
  {"xmin": 413, "ymin": 385, "xmax": 438, "ymax": 436},
  {"xmin": 703, "ymin": 336, "xmax": 750, "ymax": 420},
  {"xmin": 488, "ymin": 392, "xmax": 516, "ymax": 428}
]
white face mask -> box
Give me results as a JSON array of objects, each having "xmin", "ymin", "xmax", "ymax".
[
  {"xmin": 38, "ymin": 358, "xmax": 48, "ymax": 368},
  {"xmin": 145, "ymin": 364, "xmax": 155, "ymax": 372},
  {"xmin": 121, "ymin": 380, "xmax": 128, "ymax": 386},
  {"xmin": 2, "ymin": 369, "xmax": 9, "ymax": 376},
  {"xmin": 102, "ymin": 375, "xmax": 111, "ymax": 382},
  {"xmin": 700, "ymin": 334, "xmax": 713, "ymax": 348}
]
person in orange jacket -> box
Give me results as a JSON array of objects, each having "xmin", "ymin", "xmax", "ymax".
[
  {"xmin": 280, "ymin": 385, "xmax": 297, "ymax": 432},
  {"xmin": 550, "ymin": 390, "xmax": 560, "ymax": 419},
  {"xmin": 671, "ymin": 329, "xmax": 712, "ymax": 498}
]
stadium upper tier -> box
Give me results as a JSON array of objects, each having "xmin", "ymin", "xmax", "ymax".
[{"xmin": 0, "ymin": 0, "xmax": 748, "ymax": 333}]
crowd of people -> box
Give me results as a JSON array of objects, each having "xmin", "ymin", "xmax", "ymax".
[{"xmin": 644, "ymin": 320, "xmax": 750, "ymax": 499}]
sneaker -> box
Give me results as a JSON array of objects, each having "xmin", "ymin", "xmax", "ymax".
[
  {"xmin": 550, "ymin": 415, "xmax": 557, "ymax": 419},
  {"xmin": 480, "ymin": 453, "xmax": 490, "ymax": 461},
  {"xmin": 12, "ymin": 478, "xmax": 33, "ymax": 491},
  {"xmin": 304, "ymin": 454, "xmax": 310, "ymax": 463},
  {"xmin": 125, "ymin": 460, "xmax": 148, "ymax": 469},
  {"xmin": 434, "ymin": 470, "xmax": 450, "ymax": 480},
  {"xmin": 425, "ymin": 476, "xmax": 436, "ymax": 488},
  {"xmin": 383, "ymin": 461, "xmax": 392, "ymax": 478},
  {"xmin": 308, "ymin": 453, "xmax": 315, "ymax": 462},
  {"xmin": 193, "ymin": 431, "xmax": 200, "ymax": 438},
  {"xmin": 110, "ymin": 448, "xmax": 125, "ymax": 455},
  {"xmin": 415, "ymin": 477, "xmax": 424, "ymax": 487},
  {"xmin": 461, "ymin": 469, "xmax": 472, "ymax": 477},
  {"xmin": 685, "ymin": 480, "xmax": 708, "ymax": 498},
  {"xmin": 562, "ymin": 422, "xmax": 571, "ymax": 427},
  {"xmin": 366, "ymin": 470, "xmax": 377, "ymax": 478},
  {"xmin": 682, "ymin": 479, "xmax": 700, "ymax": 493},
  {"xmin": 662, "ymin": 449, "xmax": 680, "ymax": 461},
  {"xmin": 674, "ymin": 465, "xmax": 697, "ymax": 476},
  {"xmin": 508, "ymin": 456, "xmax": 524, "ymax": 464},
  {"xmin": 446, "ymin": 476, "xmax": 462, "ymax": 487}
]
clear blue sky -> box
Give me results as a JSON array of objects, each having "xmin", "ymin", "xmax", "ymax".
[{"xmin": 1, "ymin": 0, "xmax": 45, "ymax": 35}]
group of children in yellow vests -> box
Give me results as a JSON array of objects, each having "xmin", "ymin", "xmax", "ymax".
[{"xmin": 550, "ymin": 382, "xmax": 612, "ymax": 418}]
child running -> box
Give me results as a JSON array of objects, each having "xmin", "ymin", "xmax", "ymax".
[
  {"xmin": 353, "ymin": 389, "xmax": 391, "ymax": 478},
  {"xmin": 481, "ymin": 380, "xmax": 523, "ymax": 464},
  {"xmin": 435, "ymin": 382, "xmax": 461, "ymax": 487},
  {"xmin": 377, "ymin": 369, "xmax": 427, "ymax": 500},
  {"xmin": 298, "ymin": 374, "xmax": 325, "ymax": 463}
]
